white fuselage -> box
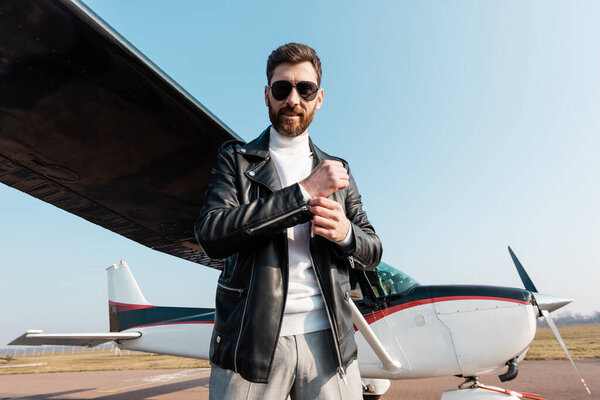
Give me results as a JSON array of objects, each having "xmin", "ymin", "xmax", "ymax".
[
  {"xmin": 355, "ymin": 297, "xmax": 537, "ymax": 379},
  {"xmin": 119, "ymin": 297, "xmax": 537, "ymax": 380},
  {"xmin": 121, "ymin": 323, "xmax": 213, "ymax": 359}
]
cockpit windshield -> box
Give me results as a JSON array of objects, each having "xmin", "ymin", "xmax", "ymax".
[{"xmin": 352, "ymin": 262, "xmax": 419, "ymax": 300}]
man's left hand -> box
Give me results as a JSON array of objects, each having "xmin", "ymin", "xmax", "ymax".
[{"xmin": 308, "ymin": 198, "xmax": 350, "ymax": 243}]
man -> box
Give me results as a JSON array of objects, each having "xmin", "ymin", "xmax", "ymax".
[{"xmin": 195, "ymin": 42, "xmax": 382, "ymax": 400}]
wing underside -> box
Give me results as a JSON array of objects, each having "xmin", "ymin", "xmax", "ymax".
[
  {"xmin": 0, "ymin": 0, "xmax": 242, "ymax": 269},
  {"xmin": 9, "ymin": 330, "xmax": 141, "ymax": 347}
]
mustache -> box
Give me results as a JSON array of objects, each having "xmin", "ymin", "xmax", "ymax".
[{"xmin": 278, "ymin": 106, "xmax": 303, "ymax": 116}]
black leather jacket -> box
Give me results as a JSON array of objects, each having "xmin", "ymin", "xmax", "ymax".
[{"xmin": 195, "ymin": 128, "xmax": 382, "ymax": 383}]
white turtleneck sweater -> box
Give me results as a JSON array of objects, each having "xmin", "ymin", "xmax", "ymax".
[{"xmin": 268, "ymin": 127, "xmax": 351, "ymax": 336}]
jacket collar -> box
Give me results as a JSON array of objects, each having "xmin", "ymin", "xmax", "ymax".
[
  {"xmin": 238, "ymin": 126, "xmax": 337, "ymax": 192},
  {"xmin": 240, "ymin": 126, "xmax": 334, "ymax": 162},
  {"xmin": 238, "ymin": 127, "xmax": 278, "ymax": 191},
  {"xmin": 239, "ymin": 127, "xmax": 270, "ymax": 158}
]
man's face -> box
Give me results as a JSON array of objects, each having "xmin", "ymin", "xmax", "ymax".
[{"xmin": 265, "ymin": 61, "xmax": 324, "ymax": 137}]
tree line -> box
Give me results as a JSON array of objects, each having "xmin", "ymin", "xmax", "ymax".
[{"xmin": 538, "ymin": 311, "xmax": 600, "ymax": 326}]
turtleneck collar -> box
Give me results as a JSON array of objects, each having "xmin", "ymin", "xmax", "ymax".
[{"xmin": 269, "ymin": 126, "xmax": 312, "ymax": 156}]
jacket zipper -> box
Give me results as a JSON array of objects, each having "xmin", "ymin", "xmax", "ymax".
[
  {"xmin": 217, "ymin": 282, "xmax": 244, "ymax": 297},
  {"xmin": 247, "ymin": 205, "xmax": 309, "ymax": 235},
  {"xmin": 233, "ymin": 265, "xmax": 254, "ymax": 373},
  {"xmin": 274, "ymin": 234, "xmax": 289, "ymax": 352},
  {"xmin": 309, "ymin": 252, "xmax": 346, "ymax": 383},
  {"xmin": 349, "ymin": 255, "xmax": 368, "ymax": 269}
]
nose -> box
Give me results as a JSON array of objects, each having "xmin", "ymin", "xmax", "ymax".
[{"xmin": 286, "ymin": 87, "xmax": 300, "ymax": 108}]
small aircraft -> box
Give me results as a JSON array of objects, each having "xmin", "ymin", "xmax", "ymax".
[
  {"xmin": 10, "ymin": 249, "xmax": 591, "ymax": 399},
  {"xmin": 1, "ymin": 1, "xmax": 592, "ymax": 399}
]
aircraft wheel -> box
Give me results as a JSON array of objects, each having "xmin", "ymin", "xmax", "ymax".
[{"xmin": 362, "ymin": 378, "xmax": 390, "ymax": 400}]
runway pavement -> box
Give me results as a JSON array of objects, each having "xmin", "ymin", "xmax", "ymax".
[{"xmin": 1, "ymin": 359, "xmax": 598, "ymax": 399}]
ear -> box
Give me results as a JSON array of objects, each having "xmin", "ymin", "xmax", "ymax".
[
  {"xmin": 315, "ymin": 88, "xmax": 324, "ymax": 110},
  {"xmin": 264, "ymin": 85, "xmax": 269, "ymax": 107}
]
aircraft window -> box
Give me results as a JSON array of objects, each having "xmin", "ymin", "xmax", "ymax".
[{"xmin": 363, "ymin": 262, "xmax": 419, "ymax": 299}]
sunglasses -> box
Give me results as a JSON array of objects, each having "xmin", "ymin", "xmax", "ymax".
[{"xmin": 269, "ymin": 80, "xmax": 319, "ymax": 101}]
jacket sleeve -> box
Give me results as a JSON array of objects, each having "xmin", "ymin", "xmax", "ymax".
[
  {"xmin": 195, "ymin": 146, "xmax": 312, "ymax": 259},
  {"xmin": 335, "ymin": 167, "xmax": 383, "ymax": 270}
]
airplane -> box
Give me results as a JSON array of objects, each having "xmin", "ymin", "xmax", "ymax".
[
  {"xmin": 9, "ymin": 249, "xmax": 591, "ymax": 399},
  {"xmin": 0, "ymin": 0, "xmax": 592, "ymax": 399}
]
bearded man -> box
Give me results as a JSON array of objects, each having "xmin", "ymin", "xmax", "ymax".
[{"xmin": 195, "ymin": 42, "xmax": 382, "ymax": 400}]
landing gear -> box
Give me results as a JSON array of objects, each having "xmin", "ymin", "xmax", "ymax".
[
  {"xmin": 441, "ymin": 376, "xmax": 535, "ymax": 399},
  {"xmin": 458, "ymin": 376, "xmax": 480, "ymax": 390},
  {"xmin": 362, "ymin": 379, "xmax": 390, "ymax": 400}
]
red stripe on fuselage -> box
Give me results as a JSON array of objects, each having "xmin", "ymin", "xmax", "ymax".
[
  {"xmin": 360, "ymin": 296, "xmax": 531, "ymax": 326},
  {"xmin": 362, "ymin": 299, "xmax": 434, "ymax": 324},
  {"xmin": 131, "ymin": 321, "xmax": 214, "ymax": 329},
  {"xmin": 108, "ymin": 301, "xmax": 155, "ymax": 311}
]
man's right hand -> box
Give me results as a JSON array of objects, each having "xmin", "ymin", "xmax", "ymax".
[{"xmin": 300, "ymin": 160, "xmax": 349, "ymax": 199}]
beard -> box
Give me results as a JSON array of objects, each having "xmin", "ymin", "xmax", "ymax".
[{"xmin": 268, "ymin": 98, "xmax": 316, "ymax": 137}]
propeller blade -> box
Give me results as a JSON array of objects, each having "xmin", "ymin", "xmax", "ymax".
[
  {"xmin": 541, "ymin": 310, "xmax": 591, "ymax": 395},
  {"xmin": 508, "ymin": 246, "xmax": 538, "ymax": 292}
]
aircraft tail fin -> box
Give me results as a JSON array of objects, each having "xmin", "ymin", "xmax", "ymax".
[
  {"xmin": 107, "ymin": 260, "xmax": 152, "ymax": 332},
  {"xmin": 107, "ymin": 260, "xmax": 150, "ymax": 305}
]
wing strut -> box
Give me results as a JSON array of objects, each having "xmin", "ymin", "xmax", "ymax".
[{"xmin": 349, "ymin": 300, "xmax": 402, "ymax": 374}]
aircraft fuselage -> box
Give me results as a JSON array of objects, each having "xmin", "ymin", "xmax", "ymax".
[{"xmin": 113, "ymin": 284, "xmax": 537, "ymax": 380}]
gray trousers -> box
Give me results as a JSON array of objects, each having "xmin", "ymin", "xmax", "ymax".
[{"xmin": 209, "ymin": 329, "xmax": 362, "ymax": 400}]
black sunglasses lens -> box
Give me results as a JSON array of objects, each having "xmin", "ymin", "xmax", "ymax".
[
  {"xmin": 271, "ymin": 81, "xmax": 319, "ymax": 101},
  {"xmin": 296, "ymin": 82, "xmax": 318, "ymax": 100},
  {"xmin": 271, "ymin": 81, "xmax": 292, "ymax": 100}
]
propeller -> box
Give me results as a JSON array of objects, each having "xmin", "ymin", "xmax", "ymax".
[{"xmin": 508, "ymin": 246, "xmax": 591, "ymax": 395}]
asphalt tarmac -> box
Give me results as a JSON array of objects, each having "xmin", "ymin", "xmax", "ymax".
[{"xmin": 1, "ymin": 359, "xmax": 598, "ymax": 399}]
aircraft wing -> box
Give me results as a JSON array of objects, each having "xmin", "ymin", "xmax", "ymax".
[
  {"xmin": 9, "ymin": 330, "xmax": 141, "ymax": 347},
  {"xmin": 0, "ymin": 0, "xmax": 242, "ymax": 269}
]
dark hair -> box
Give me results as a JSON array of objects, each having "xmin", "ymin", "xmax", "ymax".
[{"xmin": 266, "ymin": 43, "xmax": 322, "ymax": 87}]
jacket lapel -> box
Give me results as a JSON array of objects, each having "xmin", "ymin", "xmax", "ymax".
[
  {"xmin": 240, "ymin": 127, "xmax": 337, "ymax": 193},
  {"xmin": 309, "ymin": 138, "xmax": 347, "ymax": 203},
  {"xmin": 240, "ymin": 128, "xmax": 282, "ymax": 192},
  {"xmin": 309, "ymin": 139, "xmax": 332, "ymax": 166}
]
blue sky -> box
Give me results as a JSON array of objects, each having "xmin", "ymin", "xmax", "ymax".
[{"xmin": 2, "ymin": 1, "xmax": 599, "ymax": 346}]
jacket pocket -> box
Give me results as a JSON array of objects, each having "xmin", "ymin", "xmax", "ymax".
[
  {"xmin": 339, "ymin": 326, "xmax": 358, "ymax": 368},
  {"xmin": 217, "ymin": 282, "xmax": 244, "ymax": 297},
  {"xmin": 214, "ymin": 282, "xmax": 246, "ymax": 338},
  {"xmin": 209, "ymin": 328, "xmax": 236, "ymax": 370}
]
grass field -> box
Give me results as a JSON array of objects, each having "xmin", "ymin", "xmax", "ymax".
[
  {"xmin": 0, "ymin": 352, "xmax": 210, "ymax": 375},
  {"xmin": 525, "ymin": 323, "xmax": 600, "ymax": 360},
  {"xmin": 1, "ymin": 324, "xmax": 598, "ymax": 375}
]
